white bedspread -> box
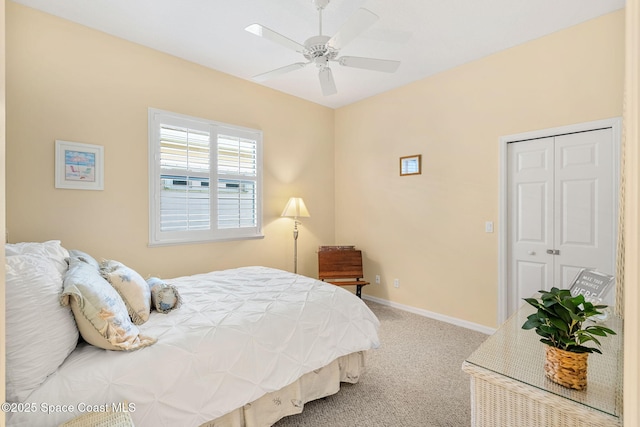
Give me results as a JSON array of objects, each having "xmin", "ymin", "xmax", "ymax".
[{"xmin": 7, "ymin": 266, "xmax": 380, "ymax": 427}]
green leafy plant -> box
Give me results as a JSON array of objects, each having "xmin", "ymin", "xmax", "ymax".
[{"xmin": 521, "ymin": 287, "xmax": 616, "ymax": 354}]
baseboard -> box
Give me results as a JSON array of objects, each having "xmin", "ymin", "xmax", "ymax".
[{"xmin": 362, "ymin": 295, "xmax": 496, "ymax": 335}]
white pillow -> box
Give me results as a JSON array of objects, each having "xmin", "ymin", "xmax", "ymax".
[
  {"xmin": 5, "ymin": 254, "xmax": 79, "ymax": 402},
  {"xmin": 101, "ymin": 260, "xmax": 151, "ymax": 325},
  {"xmin": 5, "ymin": 240, "xmax": 69, "ymax": 275},
  {"xmin": 61, "ymin": 259, "xmax": 156, "ymax": 351}
]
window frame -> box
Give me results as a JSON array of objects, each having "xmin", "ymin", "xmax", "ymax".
[{"xmin": 148, "ymin": 108, "xmax": 263, "ymax": 246}]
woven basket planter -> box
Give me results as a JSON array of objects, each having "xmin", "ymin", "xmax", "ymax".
[{"xmin": 544, "ymin": 345, "xmax": 589, "ymax": 390}]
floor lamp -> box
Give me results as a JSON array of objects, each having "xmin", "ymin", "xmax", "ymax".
[{"xmin": 282, "ymin": 197, "xmax": 311, "ymax": 274}]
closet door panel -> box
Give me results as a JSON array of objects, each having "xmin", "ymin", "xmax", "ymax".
[
  {"xmin": 507, "ymin": 138, "xmax": 554, "ymax": 311},
  {"xmin": 554, "ymin": 128, "xmax": 615, "ymax": 288}
]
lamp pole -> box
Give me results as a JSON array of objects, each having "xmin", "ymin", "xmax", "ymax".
[
  {"xmin": 293, "ymin": 219, "xmax": 300, "ymax": 273},
  {"xmin": 281, "ymin": 197, "xmax": 310, "ymax": 275}
]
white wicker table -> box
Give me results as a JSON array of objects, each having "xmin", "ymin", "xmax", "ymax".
[{"xmin": 462, "ymin": 305, "xmax": 623, "ymax": 427}]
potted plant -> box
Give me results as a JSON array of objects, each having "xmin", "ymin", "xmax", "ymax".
[{"xmin": 521, "ymin": 287, "xmax": 616, "ymax": 390}]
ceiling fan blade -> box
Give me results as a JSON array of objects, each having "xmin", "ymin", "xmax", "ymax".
[
  {"xmin": 327, "ymin": 8, "xmax": 379, "ymax": 50},
  {"xmin": 338, "ymin": 56, "xmax": 400, "ymax": 73},
  {"xmin": 252, "ymin": 62, "xmax": 309, "ymax": 82},
  {"xmin": 245, "ymin": 23, "xmax": 306, "ymax": 53},
  {"xmin": 318, "ymin": 67, "xmax": 337, "ymax": 96}
]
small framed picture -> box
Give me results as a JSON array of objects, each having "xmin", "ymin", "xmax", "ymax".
[
  {"xmin": 55, "ymin": 140, "xmax": 104, "ymax": 190},
  {"xmin": 400, "ymin": 154, "xmax": 421, "ymax": 176}
]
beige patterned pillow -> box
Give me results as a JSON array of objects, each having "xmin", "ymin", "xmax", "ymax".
[
  {"xmin": 61, "ymin": 259, "xmax": 155, "ymax": 351},
  {"xmin": 101, "ymin": 260, "xmax": 151, "ymax": 325}
]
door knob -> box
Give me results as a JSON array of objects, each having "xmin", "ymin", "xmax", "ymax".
[{"xmin": 546, "ymin": 249, "xmax": 560, "ymax": 255}]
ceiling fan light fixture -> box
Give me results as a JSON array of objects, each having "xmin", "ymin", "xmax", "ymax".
[{"xmin": 314, "ymin": 56, "xmax": 329, "ymax": 67}]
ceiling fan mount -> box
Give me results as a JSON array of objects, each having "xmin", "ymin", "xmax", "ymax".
[
  {"xmin": 245, "ymin": 0, "xmax": 400, "ymax": 96},
  {"xmin": 311, "ymin": 0, "xmax": 331, "ymax": 11}
]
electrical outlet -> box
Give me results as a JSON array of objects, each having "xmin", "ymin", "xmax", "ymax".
[
  {"xmin": 393, "ymin": 279, "xmax": 400, "ymax": 288},
  {"xmin": 375, "ymin": 275, "xmax": 381, "ymax": 284}
]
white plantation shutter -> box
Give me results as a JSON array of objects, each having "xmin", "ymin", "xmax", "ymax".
[
  {"xmin": 217, "ymin": 134, "xmax": 258, "ymax": 229},
  {"xmin": 159, "ymin": 124, "xmax": 211, "ymax": 232},
  {"xmin": 149, "ymin": 109, "xmax": 263, "ymax": 245}
]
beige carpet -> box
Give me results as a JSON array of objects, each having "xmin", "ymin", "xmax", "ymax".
[{"xmin": 274, "ymin": 300, "xmax": 489, "ymax": 427}]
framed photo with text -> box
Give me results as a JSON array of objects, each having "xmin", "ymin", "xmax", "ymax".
[
  {"xmin": 55, "ymin": 140, "xmax": 104, "ymax": 190},
  {"xmin": 569, "ymin": 269, "xmax": 615, "ymax": 303}
]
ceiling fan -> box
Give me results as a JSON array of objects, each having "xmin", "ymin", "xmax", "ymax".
[{"xmin": 245, "ymin": 0, "xmax": 401, "ymax": 96}]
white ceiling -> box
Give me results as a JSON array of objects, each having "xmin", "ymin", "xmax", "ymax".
[{"xmin": 12, "ymin": 0, "xmax": 625, "ymax": 109}]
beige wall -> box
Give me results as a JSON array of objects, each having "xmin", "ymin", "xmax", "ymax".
[
  {"xmin": 334, "ymin": 11, "xmax": 625, "ymax": 328},
  {"xmin": 6, "ymin": 2, "xmax": 335, "ymax": 279}
]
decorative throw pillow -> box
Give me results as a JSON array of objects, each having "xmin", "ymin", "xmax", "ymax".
[
  {"xmin": 68, "ymin": 249, "xmax": 101, "ymax": 271},
  {"xmin": 5, "ymin": 254, "xmax": 79, "ymax": 402},
  {"xmin": 5, "ymin": 240, "xmax": 70, "ymax": 275},
  {"xmin": 61, "ymin": 259, "xmax": 156, "ymax": 351},
  {"xmin": 147, "ymin": 277, "xmax": 182, "ymax": 314},
  {"xmin": 100, "ymin": 260, "xmax": 151, "ymax": 325}
]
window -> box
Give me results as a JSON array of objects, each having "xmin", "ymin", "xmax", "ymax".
[{"xmin": 148, "ymin": 108, "xmax": 263, "ymax": 245}]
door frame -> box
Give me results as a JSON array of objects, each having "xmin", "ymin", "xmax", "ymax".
[{"xmin": 498, "ymin": 117, "xmax": 622, "ymax": 324}]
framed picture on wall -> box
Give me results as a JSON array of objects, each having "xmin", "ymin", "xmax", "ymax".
[
  {"xmin": 55, "ymin": 140, "xmax": 104, "ymax": 190},
  {"xmin": 400, "ymin": 154, "xmax": 421, "ymax": 176}
]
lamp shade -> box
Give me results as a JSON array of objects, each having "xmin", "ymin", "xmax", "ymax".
[{"xmin": 281, "ymin": 197, "xmax": 310, "ymax": 218}]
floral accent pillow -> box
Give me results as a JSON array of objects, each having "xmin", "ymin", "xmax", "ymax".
[
  {"xmin": 61, "ymin": 259, "xmax": 156, "ymax": 351},
  {"xmin": 101, "ymin": 260, "xmax": 151, "ymax": 325},
  {"xmin": 67, "ymin": 249, "xmax": 101, "ymax": 271},
  {"xmin": 147, "ymin": 277, "xmax": 182, "ymax": 314}
]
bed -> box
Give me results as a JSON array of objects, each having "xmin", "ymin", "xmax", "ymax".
[{"xmin": 4, "ymin": 241, "xmax": 380, "ymax": 427}]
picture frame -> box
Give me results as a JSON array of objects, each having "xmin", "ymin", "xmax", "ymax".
[
  {"xmin": 568, "ymin": 268, "xmax": 615, "ymax": 304},
  {"xmin": 55, "ymin": 140, "xmax": 104, "ymax": 190},
  {"xmin": 400, "ymin": 154, "xmax": 421, "ymax": 176}
]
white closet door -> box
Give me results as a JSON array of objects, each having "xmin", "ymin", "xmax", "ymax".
[{"xmin": 507, "ymin": 128, "xmax": 615, "ymax": 315}]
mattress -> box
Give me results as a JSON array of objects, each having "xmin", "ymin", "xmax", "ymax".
[{"xmin": 7, "ymin": 266, "xmax": 380, "ymax": 427}]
